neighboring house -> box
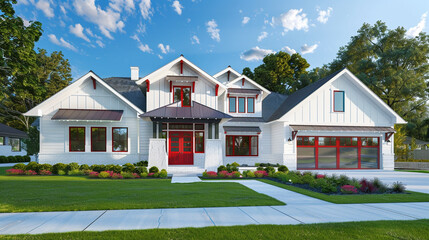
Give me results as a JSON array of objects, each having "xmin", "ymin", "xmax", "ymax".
[
  {"xmin": 0, "ymin": 123, "xmax": 28, "ymax": 157},
  {"xmin": 24, "ymin": 55, "xmax": 406, "ymax": 171},
  {"xmin": 403, "ymin": 136, "xmax": 429, "ymax": 150}
]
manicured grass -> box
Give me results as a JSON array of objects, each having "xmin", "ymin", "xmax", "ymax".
[
  {"xmin": 259, "ymin": 179, "xmax": 429, "ymax": 204},
  {"xmin": 0, "ymin": 167, "xmax": 9, "ymax": 176},
  {"xmin": 0, "ymin": 176, "xmax": 283, "ymax": 213},
  {"xmin": 395, "ymin": 169, "xmax": 429, "ymax": 174},
  {"xmin": 2, "ymin": 220, "xmax": 429, "ymax": 240}
]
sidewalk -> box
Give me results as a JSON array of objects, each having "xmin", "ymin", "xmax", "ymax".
[{"xmin": 0, "ymin": 180, "xmax": 428, "ymax": 235}]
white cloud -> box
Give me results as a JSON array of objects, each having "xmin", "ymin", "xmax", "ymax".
[
  {"xmin": 158, "ymin": 43, "xmax": 170, "ymax": 54},
  {"xmin": 73, "ymin": 0, "xmax": 125, "ymax": 39},
  {"xmin": 301, "ymin": 43, "xmax": 318, "ymax": 54},
  {"xmin": 96, "ymin": 40, "xmax": 105, "ymax": 48},
  {"xmin": 35, "ymin": 0, "xmax": 54, "ymax": 18},
  {"xmin": 317, "ymin": 7, "xmax": 333, "ymax": 24},
  {"xmin": 257, "ymin": 31, "xmax": 268, "ymax": 42},
  {"xmin": 206, "ymin": 19, "xmax": 220, "ymax": 42},
  {"xmin": 19, "ymin": 16, "xmax": 31, "ymax": 27},
  {"xmin": 48, "ymin": 34, "xmax": 77, "ymax": 51},
  {"xmin": 240, "ymin": 46, "xmax": 275, "ymax": 61},
  {"xmin": 138, "ymin": 43, "xmax": 152, "ymax": 53},
  {"xmin": 70, "ymin": 23, "xmax": 90, "ymax": 42},
  {"xmin": 282, "ymin": 46, "xmax": 296, "ymax": 55},
  {"xmin": 139, "ymin": 0, "xmax": 152, "ymax": 20},
  {"xmin": 172, "ymin": 0, "xmax": 183, "ymax": 15},
  {"xmin": 242, "ymin": 16, "xmax": 250, "ymax": 24},
  {"xmin": 60, "ymin": 5, "xmax": 67, "ymax": 15},
  {"xmin": 187, "ymin": 18, "xmax": 191, "ymax": 23},
  {"xmin": 191, "ymin": 35, "xmax": 200, "ymax": 44},
  {"xmin": 406, "ymin": 12, "xmax": 428, "ymax": 38},
  {"xmin": 109, "ymin": 0, "xmax": 135, "ymax": 13},
  {"xmin": 273, "ymin": 9, "xmax": 309, "ymax": 32},
  {"xmin": 158, "ymin": 54, "xmax": 163, "ymax": 59}
]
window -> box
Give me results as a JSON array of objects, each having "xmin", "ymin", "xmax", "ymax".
[
  {"xmin": 69, "ymin": 127, "xmax": 85, "ymax": 152},
  {"xmin": 238, "ymin": 97, "xmax": 245, "ymax": 113},
  {"xmin": 226, "ymin": 135, "xmax": 258, "ymax": 156},
  {"xmin": 173, "ymin": 86, "xmax": 191, "ymax": 107},
  {"xmin": 0, "ymin": 136, "xmax": 4, "ymax": 145},
  {"xmin": 195, "ymin": 131, "xmax": 204, "ymax": 153},
  {"xmin": 112, "ymin": 127, "xmax": 128, "ymax": 152},
  {"xmin": 334, "ymin": 90, "xmax": 345, "ymax": 112},
  {"xmin": 91, "ymin": 127, "xmax": 106, "ymax": 152},
  {"xmin": 247, "ymin": 97, "xmax": 255, "ymax": 113},
  {"xmin": 229, "ymin": 97, "xmax": 236, "ymax": 113},
  {"xmin": 10, "ymin": 138, "xmax": 20, "ymax": 152},
  {"xmin": 195, "ymin": 124, "xmax": 204, "ymax": 130},
  {"xmin": 169, "ymin": 123, "xmax": 193, "ymax": 130}
]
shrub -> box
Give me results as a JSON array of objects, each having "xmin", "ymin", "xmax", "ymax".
[
  {"xmin": 122, "ymin": 171, "xmax": 135, "ymax": 179},
  {"xmin": 153, "ymin": 173, "xmax": 159, "ymax": 178},
  {"xmin": 148, "ymin": 173, "xmax": 155, "ymax": 177},
  {"xmin": 88, "ymin": 171, "xmax": 99, "ymax": 178},
  {"xmin": 372, "ymin": 178, "xmax": 388, "ymax": 193},
  {"xmin": 68, "ymin": 169, "xmax": 84, "ymax": 176},
  {"xmin": 98, "ymin": 171, "xmax": 111, "ymax": 178},
  {"xmin": 254, "ymin": 170, "xmax": 268, "ymax": 178},
  {"xmin": 66, "ymin": 162, "xmax": 79, "ymax": 173},
  {"xmin": 112, "ymin": 173, "xmax": 123, "ymax": 179},
  {"xmin": 341, "ymin": 185, "xmax": 358, "ymax": 194},
  {"xmin": 79, "ymin": 164, "xmax": 90, "ymax": 170},
  {"xmin": 90, "ymin": 165, "xmax": 107, "ymax": 172},
  {"xmin": 203, "ymin": 171, "xmax": 217, "ymax": 178},
  {"xmin": 122, "ymin": 163, "xmax": 135, "ymax": 173},
  {"xmin": 12, "ymin": 163, "xmax": 26, "ymax": 170},
  {"xmin": 159, "ymin": 169, "xmax": 168, "ymax": 178},
  {"xmin": 58, "ymin": 170, "xmax": 66, "ymax": 176},
  {"xmin": 0, "ymin": 155, "xmax": 30, "ymax": 163},
  {"xmin": 392, "ymin": 181, "xmax": 406, "ymax": 193},
  {"xmin": 149, "ymin": 166, "xmax": 159, "ymax": 173},
  {"xmin": 53, "ymin": 163, "xmax": 67, "ymax": 174},
  {"xmin": 277, "ymin": 165, "xmax": 288, "ymax": 173},
  {"xmin": 302, "ymin": 174, "xmax": 316, "ymax": 185},
  {"xmin": 255, "ymin": 163, "xmax": 260, "ymax": 167},
  {"xmin": 132, "ymin": 173, "xmax": 141, "ymax": 178},
  {"xmin": 25, "ymin": 170, "xmax": 37, "ymax": 175},
  {"xmin": 218, "ymin": 170, "xmax": 229, "ymax": 178},
  {"xmin": 140, "ymin": 172, "xmax": 148, "ymax": 178},
  {"xmin": 106, "ymin": 165, "xmax": 122, "ymax": 173},
  {"xmin": 135, "ymin": 160, "xmax": 148, "ymax": 167},
  {"xmin": 0, "ymin": 156, "xmax": 7, "ymax": 163},
  {"xmin": 231, "ymin": 162, "xmax": 240, "ymax": 167},
  {"xmin": 38, "ymin": 164, "xmax": 52, "ymax": 173},
  {"xmin": 39, "ymin": 170, "xmax": 52, "ymax": 175},
  {"xmin": 6, "ymin": 169, "xmax": 24, "ymax": 175},
  {"xmin": 264, "ymin": 166, "xmax": 275, "ymax": 174},
  {"xmin": 26, "ymin": 162, "xmax": 39, "ymax": 171},
  {"xmin": 256, "ymin": 166, "xmax": 264, "ymax": 171},
  {"xmin": 233, "ymin": 171, "xmax": 241, "ymax": 178},
  {"xmin": 360, "ymin": 178, "xmax": 378, "ymax": 193},
  {"xmin": 134, "ymin": 166, "xmax": 148, "ymax": 174},
  {"xmin": 337, "ymin": 175, "xmax": 351, "ymax": 186},
  {"xmin": 226, "ymin": 164, "xmax": 238, "ymax": 173},
  {"xmin": 217, "ymin": 165, "xmax": 227, "ymax": 172},
  {"xmin": 316, "ymin": 174, "xmax": 325, "ymax": 179},
  {"xmin": 246, "ymin": 171, "xmax": 255, "ymax": 178},
  {"xmin": 82, "ymin": 169, "xmax": 92, "ymax": 175}
]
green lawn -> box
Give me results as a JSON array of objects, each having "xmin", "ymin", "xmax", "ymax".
[
  {"xmin": 0, "ymin": 166, "xmax": 8, "ymax": 175},
  {"xmin": 0, "ymin": 176, "xmax": 284, "ymax": 213},
  {"xmin": 395, "ymin": 169, "xmax": 429, "ymax": 174},
  {"xmin": 1, "ymin": 220, "xmax": 429, "ymax": 240},
  {"xmin": 259, "ymin": 179, "xmax": 429, "ymax": 204}
]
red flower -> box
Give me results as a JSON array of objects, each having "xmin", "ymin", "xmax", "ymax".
[
  {"xmin": 341, "ymin": 185, "xmax": 358, "ymax": 194},
  {"xmin": 6, "ymin": 169, "xmax": 24, "ymax": 175},
  {"xmin": 316, "ymin": 174, "xmax": 325, "ymax": 179},
  {"xmin": 254, "ymin": 170, "xmax": 268, "ymax": 178}
]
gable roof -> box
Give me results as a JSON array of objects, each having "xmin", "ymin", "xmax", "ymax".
[
  {"xmin": 102, "ymin": 77, "xmax": 146, "ymax": 112},
  {"xmin": 24, "ymin": 71, "xmax": 144, "ymax": 117},
  {"xmin": 213, "ymin": 66, "xmax": 241, "ymax": 79},
  {"xmin": 227, "ymin": 75, "xmax": 271, "ymax": 96},
  {"xmin": 0, "ymin": 123, "xmax": 28, "ymax": 138},
  {"xmin": 262, "ymin": 92, "xmax": 288, "ymax": 121}
]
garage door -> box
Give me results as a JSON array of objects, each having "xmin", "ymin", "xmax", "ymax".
[{"xmin": 296, "ymin": 136, "xmax": 379, "ymax": 169}]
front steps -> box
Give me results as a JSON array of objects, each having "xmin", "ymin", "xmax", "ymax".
[{"xmin": 167, "ymin": 165, "xmax": 205, "ymax": 175}]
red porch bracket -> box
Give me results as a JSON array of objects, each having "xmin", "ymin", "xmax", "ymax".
[
  {"xmin": 242, "ymin": 78, "xmax": 245, "ymax": 86},
  {"xmin": 170, "ymin": 81, "xmax": 173, "ymax": 92},
  {"xmin": 292, "ymin": 131, "xmax": 298, "ymax": 140},
  {"xmin": 227, "ymin": 70, "xmax": 230, "ymax": 81},
  {"xmin": 180, "ymin": 60, "xmax": 184, "ymax": 74},
  {"xmin": 192, "ymin": 82, "xmax": 195, "ymax": 93},
  {"xmin": 215, "ymin": 84, "xmax": 219, "ymax": 96},
  {"xmin": 385, "ymin": 132, "xmax": 394, "ymax": 142},
  {"xmin": 145, "ymin": 79, "xmax": 150, "ymax": 92},
  {"xmin": 92, "ymin": 77, "xmax": 96, "ymax": 89},
  {"xmin": 256, "ymin": 94, "xmax": 259, "ymax": 99}
]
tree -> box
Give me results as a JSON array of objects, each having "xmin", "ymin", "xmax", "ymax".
[
  {"xmin": 242, "ymin": 67, "xmax": 254, "ymax": 79},
  {"xmin": 22, "ymin": 126, "xmax": 39, "ymax": 156},
  {"xmin": 242, "ymin": 51, "xmax": 310, "ymax": 94}
]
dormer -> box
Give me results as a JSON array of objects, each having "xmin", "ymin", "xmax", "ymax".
[{"xmin": 213, "ymin": 66, "xmax": 241, "ymax": 85}]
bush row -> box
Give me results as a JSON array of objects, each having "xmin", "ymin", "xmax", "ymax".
[
  {"xmin": 89, "ymin": 169, "xmax": 168, "ymax": 179},
  {"xmin": 0, "ymin": 155, "xmax": 31, "ymax": 163},
  {"xmin": 217, "ymin": 163, "xmax": 288, "ymax": 174}
]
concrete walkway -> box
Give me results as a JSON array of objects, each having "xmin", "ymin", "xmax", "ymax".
[
  {"xmin": 171, "ymin": 174, "xmax": 202, "ymax": 183},
  {"xmin": 1, "ymin": 179, "xmax": 429, "ymax": 235}
]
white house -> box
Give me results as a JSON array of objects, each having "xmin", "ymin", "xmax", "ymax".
[
  {"xmin": 0, "ymin": 123, "xmax": 28, "ymax": 157},
  {"xmin": 25, "ymin": 55, "xmax": 406, "ymax": 172}
]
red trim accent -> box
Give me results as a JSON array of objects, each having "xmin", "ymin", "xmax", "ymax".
[
  {"xmin": 229, "ymin": 97, "xmax": 236, "ymax": 113},
  {"xmin": 112, "ymin": 127, "xmax": 128, "ymax": 152},
  {"xmin": 145, "ymin": 79, "xmax": 150, "ymax": 92},
  {"xmin": 173, "ymin": 86, "xmax": 191, "ymax": 107},
  {"xmin": 256, "ymin": 94, "xmax": 259, "ymax": 100},
  {"xmin": 170, "ymin": 81, "xmax": 173, "ymax": 92},
  {"xmin": 91, "ymin": 127, "xmax": 106, "ymax": 152},
  {"xmin": 247, "ymin": 97, "xmax": 255, "ymax": 113},
  {"xmin": 242, "ymin": 78, "xmax": 245, "ymax": 86},
  {"xmin": 333, "ymin": 90, "xmax": 345, "ymax": 112},
  {"xmin": 238, "ymin": 97, "xmax": 246, "ymax": 113},
  {"xmin": 297, "ymin": 136, "xmax": 380, "ymax": 170},
  {"xmin": 215, "ymin": 84, "xmax": 219, "ymax": 96},
  {"xmin": 92, "ymin": 78, "xmax": 96, "ymax": 89},
  {"xmin": 385, "ymin": 132, "xmax": 394, "ymax": 141},
  {"xmin": 195, "ymin": 131, "xmax": 204, "ymax": 153},
  {"xmin": 192, "ymin": 82, "xmax": 195, "ymax": 93},
  {"xmin": 227, "ymin": 70, "xmax": 230, "ymax": 81},
  {"xmin": 69, "ymin": 127, "xmax": 85, "ymax": 152},
  {"xmin": 180, "ymin": 60, "xmax": 183, "ymax": 74},
  {"xmin": 226, "ymin": 135, "xmax": 258, "ymax": 156},
  {"xmin": 292, "ymin": 131, "xmax": 298, "ymax": 140}
]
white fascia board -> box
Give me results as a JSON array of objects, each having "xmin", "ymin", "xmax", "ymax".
[
  {"xmin": 213, "ymin": 67, "xmax": 241, "ymax": 79},
  {"xmin": 227, "ymin": 75, "xmax": 271, "ymax": 95}
]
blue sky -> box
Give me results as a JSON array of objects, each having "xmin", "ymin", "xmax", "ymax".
[{"xmin": 15, "ymin": 0, "xmax": 429, "ymax": 80}]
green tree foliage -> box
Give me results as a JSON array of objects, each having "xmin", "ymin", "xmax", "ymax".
[
  {"xmin": 394, "ymin": 125, "xmax": 407, "ymax": 160},
  {"xmin": 242, "ymin": 52, "xmax": 310, "ymax": 94},
  {"xmin": 22, "ymin": 126, "xmax": 39, "ymax": 156}
]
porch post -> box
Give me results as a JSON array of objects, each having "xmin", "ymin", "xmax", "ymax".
[
  {"xmin": 152, "ymin": 122, "xmax": 157, "ymax": 138},
  {"xmin": 215, "ymin": 123, "xmax": 219, "ymax": 139},
  {"xmin": 208, "ymin": 123, "xmax": 213, "ymax": 139}
]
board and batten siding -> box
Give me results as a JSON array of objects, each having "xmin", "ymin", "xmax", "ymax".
[
  {"xmin": 37, "ymin": 78, "xmax": 142, "ymax": 165},
  {"xmin": 146, "ymin": 62, "xmax": 218, "ymax": 112}
]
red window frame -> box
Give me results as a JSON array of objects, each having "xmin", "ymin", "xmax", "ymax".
[
  {"xmin": 91, "ymin": 127, "xmax": 106, "ymax": 152},
  {"xmin": 195, "ymin": 131, "xmax": 205, "ymax": 153},
  {"xmin": 69, "ymin": 127, "xmax": 85, "ymax": 152},
  {"xmin": 247, "ymin": 97, "xmax": 255, "ymax": 113},
  {"xmin": 229, "ymin": 97, "xmax": 236, "ymax": 113},
  {"xmin": 297, "ymin": 136, "xmax": 379, "ymax": 170},
  {"xmin": 238, "ymin": 97, "xmax": 246, "ymax": 113},
  {"xmin": 333, "ymin": 90, "xmax": 345, "ymax": 112},
  {"xmin": 173, "ymin": 86, "xmax": 191, "ymax": 107},
  {"xmin": 226, "ymin": 135, "xmax": 258, "ymax": 156},
  {"xmin": 112, "ymin": 127, "xmax": 128, "ymax": 152}
]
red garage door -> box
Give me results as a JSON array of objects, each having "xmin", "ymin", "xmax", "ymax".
[{"xmin": 297, "ymin": 136, "xmax": 379, "ymax": 169}]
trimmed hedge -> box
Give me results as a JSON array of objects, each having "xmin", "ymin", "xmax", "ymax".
[{"xmin": 0, "ymin": 155, "xmax": 31, "ymax": 163}]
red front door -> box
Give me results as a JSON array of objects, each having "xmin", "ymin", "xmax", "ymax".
[{"xmin": 169, "ymin": 131, "xmax": 193, "ymax": 165}]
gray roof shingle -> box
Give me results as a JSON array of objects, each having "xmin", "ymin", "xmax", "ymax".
[
  {"xmin": 102, "ymin": 77, "xmax": 146, "ymax": 112},
  {"xmin": 0, "ymin": 123, "xmax": 28, "ymax": 138}
]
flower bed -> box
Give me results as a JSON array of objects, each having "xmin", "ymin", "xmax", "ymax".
[
  {"xmin": 201, "ymin": 164, "xmax": 289, "ymax": 179},
  {"xmin": 5, "ymin": 162, "xmax": 168, "ymax": 179}
]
